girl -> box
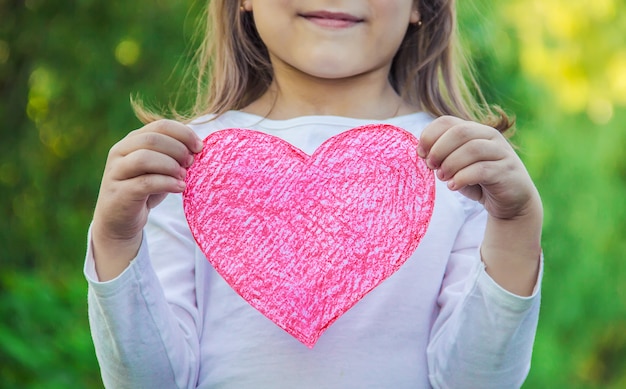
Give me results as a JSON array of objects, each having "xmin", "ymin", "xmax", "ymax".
[{"xmin": 86, "ymin": 0, "xmax": 543, "ymax": 388}]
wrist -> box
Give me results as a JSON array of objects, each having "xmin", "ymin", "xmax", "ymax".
[
  {"xmin": 91, "ymin": 224, "xmax": 143, "ymax": 282},
  {"xmin": 481, "ymin": 195, "xmax": 543, "ymax": 296}
]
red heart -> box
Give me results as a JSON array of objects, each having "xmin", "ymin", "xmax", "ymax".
[{"xmin": 183, "ymin": 124, "xmax": 435, "ymax": 347}]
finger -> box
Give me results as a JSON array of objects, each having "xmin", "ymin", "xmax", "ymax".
[
  {"xmin": 446, "ymin": 160, "xmax": 504, "ymax": 192},
  {"xmin": 114, "ymin": 119, "xmax": 202, "ymax": 156},
  {"xmin": 435, "ymin": 138, "xmax": 505, "ymax": 182},
  {"xmin": 118, "ymin": 173, "xmax": 187, "ymax": 203},
  {"xmin": 418, "ymin": 116, "xmax": 465, "ymax": 159},
  {"xmin": 146, "ymin": 193, "xmax": 168, "ymax": 210},
  {"xmin": 426, "ymin": 121, "xmax": 499, "ymax": 170},
  {"xmin": 457, "ymin": 184, "xmax": 484, "ymax": 203},
  {"xmin": 143, "ymin": 119, "xmax": 204, "ymax": 154},
  {"xmin": 107, "ymin": 149, "xmax": 187, "ymax": 182},
  {"xmin": 111, "ymin": 131, "xmax": 196, "ymax": 168}
]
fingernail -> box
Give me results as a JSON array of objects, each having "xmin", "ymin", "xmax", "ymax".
[
  {"xmin": 417, "ymin": 145, "xmax": 426, "ymax": 158},
  {"xmin": 195, "ymin": 138, "xmax": 204, "ymax": 152},
  {"xmin": 187, "ymin": 154, "xmax": 195, "ymax": 167},
  {"xmin": 180, "ymin": 167, "xmax": 187, "ymax": 179},
  {"xmin": 447, "ymin": 180, "xmax": 456, "ymax": 190}
]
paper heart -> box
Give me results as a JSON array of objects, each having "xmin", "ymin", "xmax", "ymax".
[{"xmin": 183, "ymin": 124, "xmax": 435, "ymax": 347}]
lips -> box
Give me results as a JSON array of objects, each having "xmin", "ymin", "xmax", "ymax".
[{"xmin": 300, "ymin": 11, "xmax": 364, "ymax": 28}]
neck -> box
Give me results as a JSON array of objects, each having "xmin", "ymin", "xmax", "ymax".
[{"xmin": 243, "ymin": 65, "xmax": 417, "ymax": 120}]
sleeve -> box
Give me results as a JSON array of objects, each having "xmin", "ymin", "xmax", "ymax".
[
  {"xmin": 85, "ymin": 193, "xmax": 201, "ymax": 389},
  {"xmin": 426, "ymin": 199, "xmax": 542, "ymax": 389}
]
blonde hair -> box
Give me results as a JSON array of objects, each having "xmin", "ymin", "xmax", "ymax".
[{"xmin": 134, "ymin": 0, "xmax": 513, "ymax": 133}]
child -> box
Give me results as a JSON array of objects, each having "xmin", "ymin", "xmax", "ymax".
[{"xmin": 85, "ymin": 0, "xmax": 543, "ymax": 388}]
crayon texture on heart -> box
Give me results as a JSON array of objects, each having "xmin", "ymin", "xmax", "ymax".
[{"xmin": 183, "ymin": 124, "xmax": 435, "ymax": 347}]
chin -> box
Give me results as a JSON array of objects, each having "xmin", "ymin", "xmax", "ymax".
[{"xmin": 300, "ymin": 63, "xmax": 365, "ymax": 80}]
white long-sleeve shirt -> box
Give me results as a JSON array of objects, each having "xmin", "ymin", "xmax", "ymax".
[{"xmin": 85, "ymin": 111, "xmax": 542, "ymax": 389}]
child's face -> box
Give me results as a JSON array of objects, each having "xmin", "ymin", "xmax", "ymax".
[{"xmin": 249, "ymin": 0, "xmax": 420, "ymax": 82}]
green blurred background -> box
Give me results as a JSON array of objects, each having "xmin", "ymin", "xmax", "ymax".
[{"xmin": 1, "ymin": 0, "xmax": 624, "ymax": 387}]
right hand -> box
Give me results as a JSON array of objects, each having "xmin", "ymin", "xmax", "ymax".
[{"xmin": 91, "ymin": 119, "xmax": 203, "ymax": 281}]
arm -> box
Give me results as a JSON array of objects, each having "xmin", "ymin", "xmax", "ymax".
[
  {"xmin": 418, "ymin": 116, "xmax": 542, "ymax": 295},
  {"xmin": 419, "ymin": 116, "xmax": 543, "ymax": 387},
  {"xmin": 425, "ymin": 198, "xmax": 541, "ymax": 388},
  {"xmin": 86, "ymin": 120, "xmax": 204, "ymax": 388},
  {"xmin": 86, "ymin": 210, "xmax": 201, "ymax": 388}
]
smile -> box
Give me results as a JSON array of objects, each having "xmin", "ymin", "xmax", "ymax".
[{"xmin": 300, "ymin": 11, "xmax": 364, "ymax": 28}]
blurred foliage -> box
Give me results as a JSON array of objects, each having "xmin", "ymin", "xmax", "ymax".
[{"xmin": 1, "ymin": 0, "xmax": 625, "ymax": 387}]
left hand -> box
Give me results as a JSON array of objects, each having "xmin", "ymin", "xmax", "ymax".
[{"xmin": 417, "ymin": 116, "xmax": 541, "ymax": 221}]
